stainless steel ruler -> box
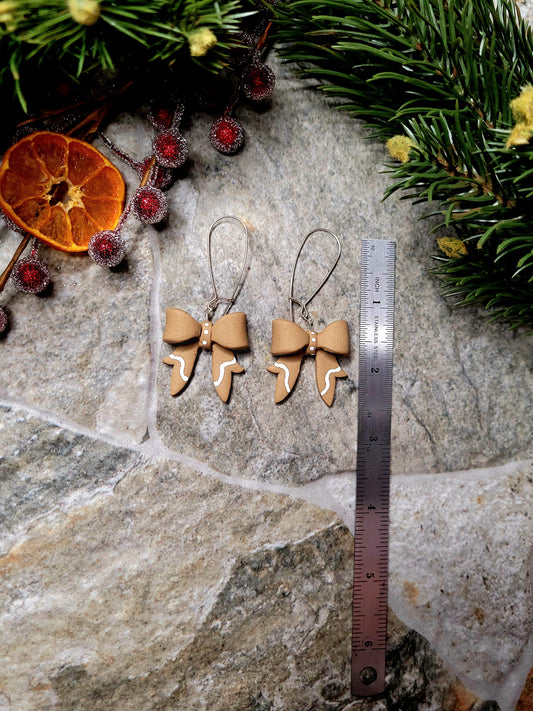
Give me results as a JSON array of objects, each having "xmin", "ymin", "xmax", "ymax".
[{"xmin": 351, "ymin": 239, "xmax": 396, "ymax": 696}]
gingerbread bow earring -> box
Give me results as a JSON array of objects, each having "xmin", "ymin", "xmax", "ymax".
[
  {"xmin": 163, "ymin": 216, "xmax": 250, "ymax": 402},
  {"xmin": 267, "ymin": 228, "xmax": 349, "ymax": 406}
]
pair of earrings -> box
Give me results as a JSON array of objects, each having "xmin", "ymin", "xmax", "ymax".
[{"xmin": 162, "ymin": 216, "xmax": 350, "ymax": 405}]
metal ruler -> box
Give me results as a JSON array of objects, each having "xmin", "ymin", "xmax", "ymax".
[{"xmin": 351, "ymin": 239, "xmax": 396, "ymax": 696}]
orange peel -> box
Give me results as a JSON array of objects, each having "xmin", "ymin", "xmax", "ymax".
[{"xmin": 0, "ymin": 131, "xmax": 125, "ymax": 252}]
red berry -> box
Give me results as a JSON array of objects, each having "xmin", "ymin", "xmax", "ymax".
[
  {"xmin": 229, "ymin": 32, "xmax": 255, "ymax": 67},
  {"xmin": 0, "ymin": 306, "xmax": 8, "ymax": 334},
  {"xmin": 88, "ymin": 231, "xmax": 126, "ymax": 267},
  {"xmin": 153, "ymin": 129, "xmax": 188, "ymax": 168},
  {"xmin": 147, "ymin": 101, "xmax": 184, "ymax": 131},
  {"xmin": 147, "ymin": 105, "xmax": 174, "ymax": 131},
  {"xmin": 11, "ymin": 257, "xmax": 50, "ymax": 294},
  {"xmin": 209, "ymin": 116, "xmax": 244, "ymax": 155},
  {"xmin": 242, "ymin": 63, "xmax": 275, "ymax": 102},
  {"xmin": 132, "ymin": 186, "xmax": 168, "ymax": 224}
]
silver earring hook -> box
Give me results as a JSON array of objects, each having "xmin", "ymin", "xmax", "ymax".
[
  {"xmin": 205, "ymin": 215, "xmax": 250, "ymax": 320},
  {"xmin": 289, "ymin": 228, "xmax": 341, "ymax": 328}
]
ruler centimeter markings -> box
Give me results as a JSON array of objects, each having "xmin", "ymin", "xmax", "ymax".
[{"xmin": 351, "ymin": 239, "xmax": 396, "ymax": 697}]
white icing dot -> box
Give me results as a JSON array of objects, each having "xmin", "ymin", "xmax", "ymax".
[
  {"xmin": 204, "ymin": 329, "xmax": 209, "ymax": 334},
  {"xmin": 202, "ymin": 340, "xmax": 207, "ymax": 345},
  {"xmin": 310, "ymin": 346, "xmax": 315, "ymax": 351},
  {"xmin": 311, "ymin": 337, "xmax": 316, "ymax": 342}
]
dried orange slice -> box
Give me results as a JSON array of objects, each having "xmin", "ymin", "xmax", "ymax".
[{"xmin": 0, "ymin": 131, "xmax": 125, "ymax": 252}]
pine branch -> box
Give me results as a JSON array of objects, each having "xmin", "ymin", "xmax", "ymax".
[
  {"xmin": 273, "ymin": 0, "xmax": 533, "ymax": 329},
  {"xmin": 0, "ymin": 0, "xmax": 256, "ymax": 112}
]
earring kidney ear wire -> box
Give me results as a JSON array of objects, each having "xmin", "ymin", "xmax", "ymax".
[
  {"xmin": 162, "ymin": 216, "xmax": 250, "ymax": 402},
  {"xmin": 267, "ymin": 228, "xmax": 350, "ymax": 406}
]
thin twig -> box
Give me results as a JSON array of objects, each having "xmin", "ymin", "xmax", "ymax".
[{"xmin": 0, "ymin": 234, "xmax": 31, "ymax": 292}]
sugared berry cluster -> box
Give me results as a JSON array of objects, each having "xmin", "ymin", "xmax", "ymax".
[
  {"xmin": 209, "ymin": 116, "xmax": 244, "ymax": 155},
  {"xmin": 87, "ymin": 230, "xmax": 126, "ymax": 267},
  {"xmin": 209, "ymin": 46, "xmax": 275, "ymax": 155},
  {"xmin": 206, "ymin": 13, "xmax": 276, "ymax": 156},
  {"xmin": 0, "ymin": 19, "xmax": 276, "ymax": 331},
  {"xmin": 88, "ymin": 101, "xmax": 188, "ymax": 267}
]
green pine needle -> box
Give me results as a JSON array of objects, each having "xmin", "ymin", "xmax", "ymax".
[
  {"xmin": 0, "ymin": 0, "xmax": 255, "ymax": 105},
  {"xmin": 274, "ymin": 0, "xmax": 533, "ymax": 328}
]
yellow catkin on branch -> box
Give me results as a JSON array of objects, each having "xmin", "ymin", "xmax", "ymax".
[
  {"xmin": 437, "ymin": 237, "xmax": 468, "ymax": 258},
  {"xmin": 506, "ymin": 122, "xmax": 533, "ymax": 148},
  {"xmin": 67, "ymin": 0, "xmax": 101, "ymax": 26},
  {"xmin": 510, "ymin": 84, "xmax": 533, "ymax": 123},
  {"xmin": 188, "ymin": 28, "xmax": 218, "ymax": 57},
  {"xmin": 507, "ymin": 85, "xmax": 533, "ymax": 147},
  {"xmin": 0, "ymin": 1, "xmax": 17, "ymax": 30},
  {"xmin": 386, "ymin": 135, "xmax": 416, "ymax": 163}
]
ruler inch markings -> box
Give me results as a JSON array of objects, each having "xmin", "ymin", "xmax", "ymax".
[{"xmin": 351, "ymin": 239, "xmax": 395, "ymax": 697}]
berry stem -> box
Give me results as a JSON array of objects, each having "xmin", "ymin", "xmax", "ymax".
[
  {"xmin": 14, "ymin": 81, "xmax": 134, "ymax": 138},
  {"xmin": 0, "ymin": 234, "xmax": 31, "ymax": 293},
  {"xmin": 117, "ymin": 202, "xmax": 133, "ymax": 231},
  {"xmin": 140, "ymin": 157, "xmax": 156, "ymax": 187},
  {"xmin": 256, "ymin": 21, "xmax": 273, "ymax": 53},
  {"xmin": 224, "ymin": 20, "xmax": 273, "ymax": 116},
  {"xmin": 98, "ymin": 131, "xmax": 139, "ymax": 169},
  {"xmin": 170, "ymin": 102, "xmax": 185, "ymax": 130}
]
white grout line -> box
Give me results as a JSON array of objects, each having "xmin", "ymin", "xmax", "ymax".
[
  {"xmin": 0, "ymin": 397, "xmax": 125, "ymax": 449},
  {"xmin": 2, "ymin": 391, "xmax": 530, "ymax": 536}
]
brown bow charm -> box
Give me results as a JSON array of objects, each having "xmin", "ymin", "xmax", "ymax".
[
  {"xmin": 267, "ymin": 318, "xmax": 350, "ymax": 406},
  {"xmin": 163, "ymin": 307, "xmax": 249, "ymax": 402}
]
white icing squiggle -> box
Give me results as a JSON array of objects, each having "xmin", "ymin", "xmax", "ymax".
[
  {"xmin": 214, "ymin": 357, "xmax": 237, "ymax": 387},
  {"xmin": 275, "ymin": 361, "xmax": 291, "ymax": 393},
  {"xmin": 169, "ymin": 354, "xmax": 189, "ymax": 382},
  {"xmin": 320, "ymin": 366, "xmax": 341, "ymax": 396}
]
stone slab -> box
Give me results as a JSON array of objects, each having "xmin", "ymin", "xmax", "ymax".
[
  {"xmin": 0, "ymin": 57, "xmax": 531, "ymax": 479},
  {"xmin": 0, "ymin": 411, "xmax": 499, "ymax": 710},
  {"xmin": 154, "ymin": 57, "xmax": 533, "ymax": 484},
  {"xmin": 0, "ymin": 404, "xmax": 140, "ymax": 553},
  {"xmin": 390, "ymin": 463, "xmax": 533, "ymax": 708},
  {"xmin": 309, "ymin": 461, "xmax": 533, "ymax": 710},
  {"xmin": 0, "ymin": 48, "xmax": 530, "ymax": 711},
  {"xmin": 0, "ymin": 114, "xmax": 154, "ymax": 445}
]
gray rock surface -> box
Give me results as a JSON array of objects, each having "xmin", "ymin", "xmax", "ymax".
[
  {"xmin": 154, "ymin": 60, "xmax": 533, "ymax": 484},
  {"xmin": 0, "ymin": 404, "xmax": 136, "ymax": 553},
  {"xmin": 389, "ymin": 464, "xmax": 533, "ymax": 696},
  {"xmin": 0, "ymin": 53, "xmax": 530, "ymax": 711},
  {"xmin": 0, "ymin": 59, "xmax": 531, "ymax": 482},
  {"xmin": 289, "ymin": 460, "xmax": 533, "ymax": 709},
  {"xmin": 0, "ymin": 209, "xmax": 152, "ymax": 446},
  {"xmin": 0, "ymin": 414, "xmax": 498, "ymax": 711}
]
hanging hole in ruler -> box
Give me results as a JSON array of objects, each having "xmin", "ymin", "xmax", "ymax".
[{"xmin": 359, "ymin": 667, "xmax": 378, "ymax": 686}]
